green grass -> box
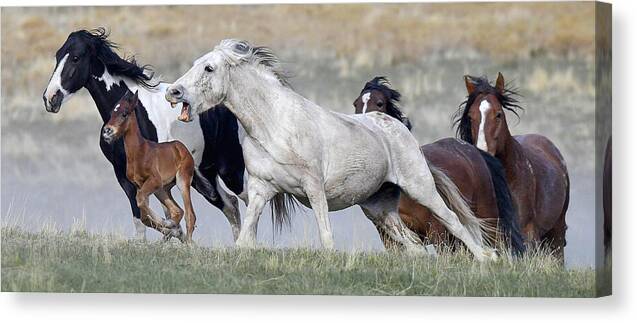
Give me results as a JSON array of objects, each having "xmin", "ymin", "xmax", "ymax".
[{"xmin": 1, "ymin": 226, "xmax": 595, "ymax": 297}]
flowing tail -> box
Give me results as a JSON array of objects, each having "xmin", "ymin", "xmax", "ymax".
[
  {"xmin": 478, "ymin": 150, "xmax": 526, "ymax": 255},
  {"xmin": 193, "ymin": 168, "xmax": 219, "ymax": 202},
  {"xmin": 270, "ymin": 193, "xmax": 300, "ymax": 233},
  {"xmin": 429, "ymin": 165, "xmax": 493, "ymax": 247}
]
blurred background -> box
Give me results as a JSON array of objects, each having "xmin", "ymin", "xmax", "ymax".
[{"xmin": 1, "ymin": 3, "xmax": 599, "ymax": 267}]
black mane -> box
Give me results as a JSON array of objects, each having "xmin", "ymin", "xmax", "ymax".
[
  {"xmin": 71, "ymin": 28, "xmax": 157, "ymax": 88},
  {"xmin": 454, "ymin": 75, "xmax": 522, "ymax": 143},
  {"xmin": 360, "ymin": 76, "xmax": 412, "ymax": 130}
]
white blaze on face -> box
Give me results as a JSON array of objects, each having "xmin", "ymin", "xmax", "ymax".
[
  {"xmin": 361, "ymin": 92, "xmax": 371, "ymax": 114},
  {"xmin": 44, "ymin": 54, "xmax": 70, "ymax": 100},
  {"xmin": 476, "ymin": 99, "xmax": 491, "ymax": 152}
]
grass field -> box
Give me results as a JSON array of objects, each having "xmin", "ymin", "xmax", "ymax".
[{"xmin": 1, "ymin": 225, "xmax": 596, "ymax": 297}]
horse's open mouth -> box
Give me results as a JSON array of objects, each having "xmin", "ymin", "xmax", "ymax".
[{"xmin": 178, "ymin": 102, "xmax": 192, "ymax": 122}]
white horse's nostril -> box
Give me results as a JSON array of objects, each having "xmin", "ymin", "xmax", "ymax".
[{"xmin": 170, "ymin": 87, "xmax": 182, "ymax": 98}]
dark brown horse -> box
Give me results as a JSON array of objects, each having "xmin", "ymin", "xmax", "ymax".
[
  {"xmin": 102, "ymin": 90, "xmax": 197, "ymax": 242},
  {"xmin": 456, "ymin": 73, "xmax": 569, "ymax": 259},
  {"xmin": 353, "ymin": 77, "xmax": 525, "ymax": 254}
]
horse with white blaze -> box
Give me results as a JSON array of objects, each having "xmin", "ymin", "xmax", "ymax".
[
  {"xmin": 165, "ymin": 39, "xmax": 496, "ymax": 261},
  {"xmin": 42, "ymin": 29, "xmax": 245, "ymax": 240}
]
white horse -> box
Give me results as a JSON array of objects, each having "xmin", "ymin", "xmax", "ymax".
[{"xmin": 165, "ymin": 39, "xmax": 496, "ymax": 261}]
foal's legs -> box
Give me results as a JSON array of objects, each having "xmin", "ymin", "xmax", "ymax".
[
  {"xmin": 136, "ymin": 179, "xmax": 172, "ymax": 236},
  {"xmin": 176, "ymin": 164, "xmax": 196, "ymax": 243},
  {"xmin": 236, "ymin": 177, "xmax": 275, "ymax": 248},
  {"xmin": 154, "ymin": 188, "xmax": 185, "ymax": 241},
  {"xmin": 102, "ymin": 137, "xmax": 146, "ymax": 240}
]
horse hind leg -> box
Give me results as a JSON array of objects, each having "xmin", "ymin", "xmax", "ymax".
[
  {"xmin": 176, "ymin": 162, "xmax": 197, "ymax": 243},
  {"xmin": 394, "ymin": 151, "xmax": 494, "ymax": 261},
  {"xmin": 361, "ymin": 184, "xmax": 431, "ymax": 255},
  {"xmin": 373, "ymin": 222, "xmax": 400, "ymax": 250},
  {"xmin": 192, "ymin": 169, "xmax": 241, "ymax": 241},
  {"xmin": 543, "ymin": 218, "xmax": 567, "ymax": 265}
]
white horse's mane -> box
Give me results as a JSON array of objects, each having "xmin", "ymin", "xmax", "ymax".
[{"xmin": 214, "ymin": 39, "xmax": 292, "ymax": 87}]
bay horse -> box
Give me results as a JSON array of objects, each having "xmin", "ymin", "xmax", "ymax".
[
  {"xmin": 353, "ymin": 77, "xmax": 525, "ymax": 255},
  {"xmin": 165, "ymin": 39, "xmax": 496, "ymax": 261},
  {"xmin": 42, "ymin": 28, "xmax": 245, "ymax": 240},
  {"xmin": 103, "ymin": 90, "xmax": 196, "ymax": 242},
  {"xmin": 456, "ymin": 73, "xmax": 569, "ymax": 259}
]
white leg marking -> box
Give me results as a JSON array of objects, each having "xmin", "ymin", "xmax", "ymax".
[
  {"xmin": 44, "ymin": 54, "xmax": 70, "ymax": 100},
  {"xmin": 476, "ymin": 100, "xmax": 491, "ymax": 152},
  {"xmin": 133, "ymin": 217, "xmax": 146, "ymax": 240},
  {"xmin": 361, "ymin": 92, "xmax": 371, "ymax": 114}
]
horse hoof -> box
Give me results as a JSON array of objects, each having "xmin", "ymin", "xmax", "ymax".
[
  {"xmin": 134, "ymin": 233, "xmax": 147, "ymax": 241},
  {"xmin": 424, "ymin": 244, "xmax": 438, "ymax": 258},
  {"xmin": 163, "ymin": 219, "xmax": 177, "ymax": 228},
  {"xmin": 483, "ymin": 249, "xmax": 498, "ymax": 262},
  {"xmin": 235, "ymin": 238, "xmax": 257, "ymax": 249},
  {"xmin": 403, "ymin": 245, "xmax": 429, "ymax": 257}
]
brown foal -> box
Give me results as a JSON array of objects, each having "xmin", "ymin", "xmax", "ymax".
[{"xmin": 102, "ymin": 90, "xmax": 197, "ymax": 242}]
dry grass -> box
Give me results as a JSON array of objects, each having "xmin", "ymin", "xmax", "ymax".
[{"xmin": 1, "ymin": 225, "xmax": 597, "ymax": 296}]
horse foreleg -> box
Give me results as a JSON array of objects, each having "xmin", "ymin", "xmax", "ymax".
[
  {"xmin": 236, "ymin": 177, "xmax": 275, "ymax": 248},
  {"xmin": 215, "ymin": 178, "xmax": 242, "ymax": 241},
  {"xmin": 304, "ymin": 182, "xmax": 334, "ymax": 250},
  {"xmin": 136, "ymin": 180, "xmax": 171, "ymax": 237},
  {"xmin": 114, "ymin": 166, "xmax": 146, "ymax": 240},
  {"xmin": 360, "ymin": 186, "xmax": 428, "ymax": 255},
  {"xmin": 155, "ymin": 188, "xmax": 185, "ymax": 241},
  {"xmin": 192, "ymin": 170, "xmax": 241, "ymax": 241},
  {"xmin": 373, "ymin": 222, "xmax": 401, "ymax": 251}
]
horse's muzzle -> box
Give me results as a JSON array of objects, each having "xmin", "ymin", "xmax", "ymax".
[
  {"xmin": 44, "ymin": 90, "xmax": 63, "ymax": 113},
  {"xmin": 102, "ymin": 127, "xmax": 116, "ymax": 144}
]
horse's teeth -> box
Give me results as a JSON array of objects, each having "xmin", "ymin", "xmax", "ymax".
[{"xmin": 171, "ymin": 102, "xmax": 177, "ymax": 109}]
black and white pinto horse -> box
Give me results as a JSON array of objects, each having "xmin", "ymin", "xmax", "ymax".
[{"xmin": 42, "ymin": 29, "xmax": 245, "ymax": 240}]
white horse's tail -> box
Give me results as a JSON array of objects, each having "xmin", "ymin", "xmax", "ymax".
[
  {"xmin": 429, "ymin": 165, "xmax": 493, "ymax": 246},
  {"xmin": 270, "ymin": 193, "xmax": 299, "ymax": 232}
]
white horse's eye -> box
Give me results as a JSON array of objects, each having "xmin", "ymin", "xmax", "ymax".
[
  {"xmin": 234, "ymin": 43, "xmax": 248, "ymax": 53},
  {"xmin": 205, "ymin": 65, "xmax": 214, "ymax": 73}
]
